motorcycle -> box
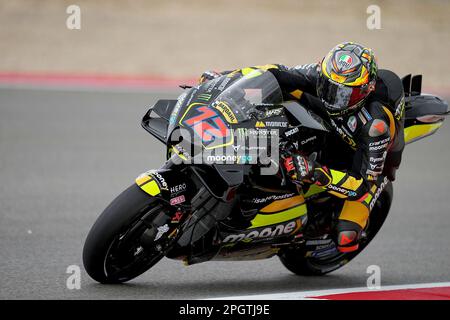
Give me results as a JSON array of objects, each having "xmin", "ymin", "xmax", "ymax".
[{"xmin": 83, "ymin": 68, "xmax": 448, "ymax": 283}]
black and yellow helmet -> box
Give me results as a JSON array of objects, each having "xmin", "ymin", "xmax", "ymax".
[{"xmin": 317, "ymin": 42, "xmax": 378, "ymax": 117}]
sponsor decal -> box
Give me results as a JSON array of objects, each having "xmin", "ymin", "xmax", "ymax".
[
  {"xmin": 369, "ymin": 137, "xmax": 390, "ymax": 147},
  {"xmin": 170, "ymin": 195, "xmax": 186, "ymax": 206},
  {"xmin": 211, "ymin": 100, "xmax": 238, "ymax": 124},
  {"xmin": 236, "ymin": 128, "xmax": 279, "ymax": 137},
  {"xmin": 284, "ymin": 127, "xmax": 299, "ymax": 137},
  {"xmin": 197, "ymin": 93, "xmax": 212, "ymax": 102},
  {"xmin": 330, "ymin": 119, "xmax": 356, "ymax": 147},
  {"xmin": 173, "ymin": 145, "xmax": 192, "ymax": 160},
  {"xmin": 149, "ymin": 171, "xmax": 169, "ymax": 191},
  {"xmin": 369, "ymin": 176, "xmax": 389, "ymax": 210},
  {"xmin": 181, "ymin": 103, "xmax": 232, "ymax": 148},
  {"xmin": 369, "ymin": 143, "xmax": 388, "ymax": 151},
  {"xmin": 222, "ymin": 219, "xmax": 301, "ymax": 243},
  {"xmin": 294, "ymin": 63, "xmax": 316, "ymax": 70},
  {"xmin": 252, "ymin": 193, "xmax": 296, "ymax": 204},
  {"xmin": 155, "ymin": 224, "xmax": 170, "ymax": 241},
  {"xmin": 264, "ymin": 121, "xmax": 288, "ymax": 127},
  {"xmin": 264, "ymin": 108, "xmax": 284, "ymax": 118},
  {"xmin": 327, "ymin": 184, "xmax": 358, "ymax": 197},
  {"xmin": 170, "ymin": 92, "xmax": 187, "ymax": 124},
  {"xmin": 217, "ymin": 77, "xmax": 231, "ymax": 91},
  {"xmin": 306, "ymin": 239, "xmax": 333, "ymax": 246},
  {"xmin": 347, "ymin": 115, "xmax": 357, "ymax": 132},
  {"xmin": 370, "ymin": 156, "xmax": 385, "ymax": 163},
  {"xmin": 369, "ymin": 119, "xmax": 388, "ymax": 137},
  {"xmin": 395, "ymin": 96, "xmax": 405, "ymax": 121},
  {"xmin": 170, "ymin": 183, "xmax": 187, "ymax": 195},
  {"xmin": 206, "ymin": 154, "xmax": 253, "ymax": 164},
  {"xmin": 361, "ymin": 107, "xmax": 373, "ymax": 121},
  {"xmin": 311, "ymin": 246, "xmax": 338, "ymax": 258},
  {"xmin": 171, "ymin": 211, "xmax": 183, "ymax": 223},
  {"xmin": 295, "ymin": 156, "xmax": 309, "ymax": 177},
  {"xmin": 301, "ymin": 136, "xmax": 317, "ymax": 145},
  {"xmin": 205, "ymin": 77, "xmax": 220, "ymax": 93},
  {"xmin": 255, "ymin": 121, "xmax": 266, "ymax": 128},
  {"xmin": 357, "ymin": 111, "xmax": 367, "ymax": 125},
  {"xmin": 366, "ymin": 169, "xmax": 380, "ymax": 176}
]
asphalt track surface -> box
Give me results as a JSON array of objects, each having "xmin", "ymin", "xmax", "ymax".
[{"xmin": 1, "ymin": 86, "xmax": 450, "ymax": 300}]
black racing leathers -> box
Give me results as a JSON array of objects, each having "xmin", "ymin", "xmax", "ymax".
[{"xmin": 267, "ymin": 63, "xmax": 405, "ymax": 203}]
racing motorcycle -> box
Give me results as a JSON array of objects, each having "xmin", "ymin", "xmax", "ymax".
[{"xmin": 83, "ymin": 68, "xmax": 448, "ymax": 283}]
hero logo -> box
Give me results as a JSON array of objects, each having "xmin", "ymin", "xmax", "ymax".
[
  {"xmin": 150, "ymin": 171, "xmax": 169, "ymax": 191},
  {"xmin": 370, "ymin": 176, "xmax": 389, "ymax": 211},
  {"xmin": 222, "ymin": 219, "xmax": 300, "ymax": 243}
]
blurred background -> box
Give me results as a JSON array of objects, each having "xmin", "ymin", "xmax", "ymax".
[
  {"xmin": 1, "ymin": 0, "xmax": 450, "ymax": 88},
  {"xmin": 1, "ymin": 0, "xmax": 450, "ymax": 299}
]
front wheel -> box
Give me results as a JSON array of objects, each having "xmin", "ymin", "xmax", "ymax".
[
  {"xmin": 279, "ymin": 182, "xmax": 393, "ymax": 276},
  {"xmin": 83, "ymin": 184, "xmax": 170, "ymax": 283}
]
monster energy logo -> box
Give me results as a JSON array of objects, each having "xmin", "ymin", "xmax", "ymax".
[{"xmin": 197, "ymin": 93, "xmax": 212, "ymax": 102}]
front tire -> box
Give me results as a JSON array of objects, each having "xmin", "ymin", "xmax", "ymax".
[
  {"xmin": 279, "ymin": 182, "xmax": 393, "ymax": 276},
  {"xmin": 83, "ymin": 184, "xmax": 166, "ymax": 283}
]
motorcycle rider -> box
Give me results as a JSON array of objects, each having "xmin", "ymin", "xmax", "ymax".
[{"xmin": 199, "ymin": 42, "xmax": 405, "ymax": 253}]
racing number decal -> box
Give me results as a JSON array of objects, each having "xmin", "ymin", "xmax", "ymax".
[{"xmin": 180, "ymin": 103, "xmax": 233, "ymax": 148}]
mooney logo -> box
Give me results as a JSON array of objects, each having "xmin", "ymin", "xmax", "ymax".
[
  {"xmin": 327, "ymin": 184, "xmax": 357, "ymax": 197},
  {"xmin": 370, "ymin": 176, "xmax": 389, "ymax": 210},
  {"xmin": 148, "ymin": 171, "xmax": 169, "ymax": 191}
]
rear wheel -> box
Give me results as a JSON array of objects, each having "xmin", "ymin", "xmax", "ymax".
[
  {"xmin": 279, "ymin": 182, "xmax": 393, "ymax": 276},
  {"xmin": 83, "ymin": 184, "xmax": 171, "ymax": 283}
]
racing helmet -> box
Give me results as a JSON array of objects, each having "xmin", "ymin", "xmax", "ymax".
[{"xmin": 317, "ymin": 42, "xmax": 378, "ymax": 117}]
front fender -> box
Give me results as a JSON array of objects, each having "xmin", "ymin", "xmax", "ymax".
[{"xmin": 135, "ymin": 167, "xmax": 194, "ymax": 205}]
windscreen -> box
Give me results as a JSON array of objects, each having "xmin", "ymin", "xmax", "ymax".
[{"xmin": 213, "ymin": 70, "xmax": 283, "ymax": 122}]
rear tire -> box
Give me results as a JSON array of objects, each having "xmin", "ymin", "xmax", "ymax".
[
  {"xmin": 279, "ymin": 182, "xmax": 393, "ymax": 276},
  {"xmin": 83, "ymin": 184, "xmax": 165, "ymax": 283}
]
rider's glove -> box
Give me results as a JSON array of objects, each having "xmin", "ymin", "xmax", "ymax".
[
  {"xmin": 283, "ymin": 154, "xmax": 317, "ymax": 184},
  {"xmin": 198, "ymin": 70, "xmax": 221, "ymax": 84},
  {"xmin": 283, "ymin": 152, "xmax": 333, "ymax": 187}
]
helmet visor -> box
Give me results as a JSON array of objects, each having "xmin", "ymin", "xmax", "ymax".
[{"xmin": 317, "ymin": 76, "xmax": 368, "ymax": 114}]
